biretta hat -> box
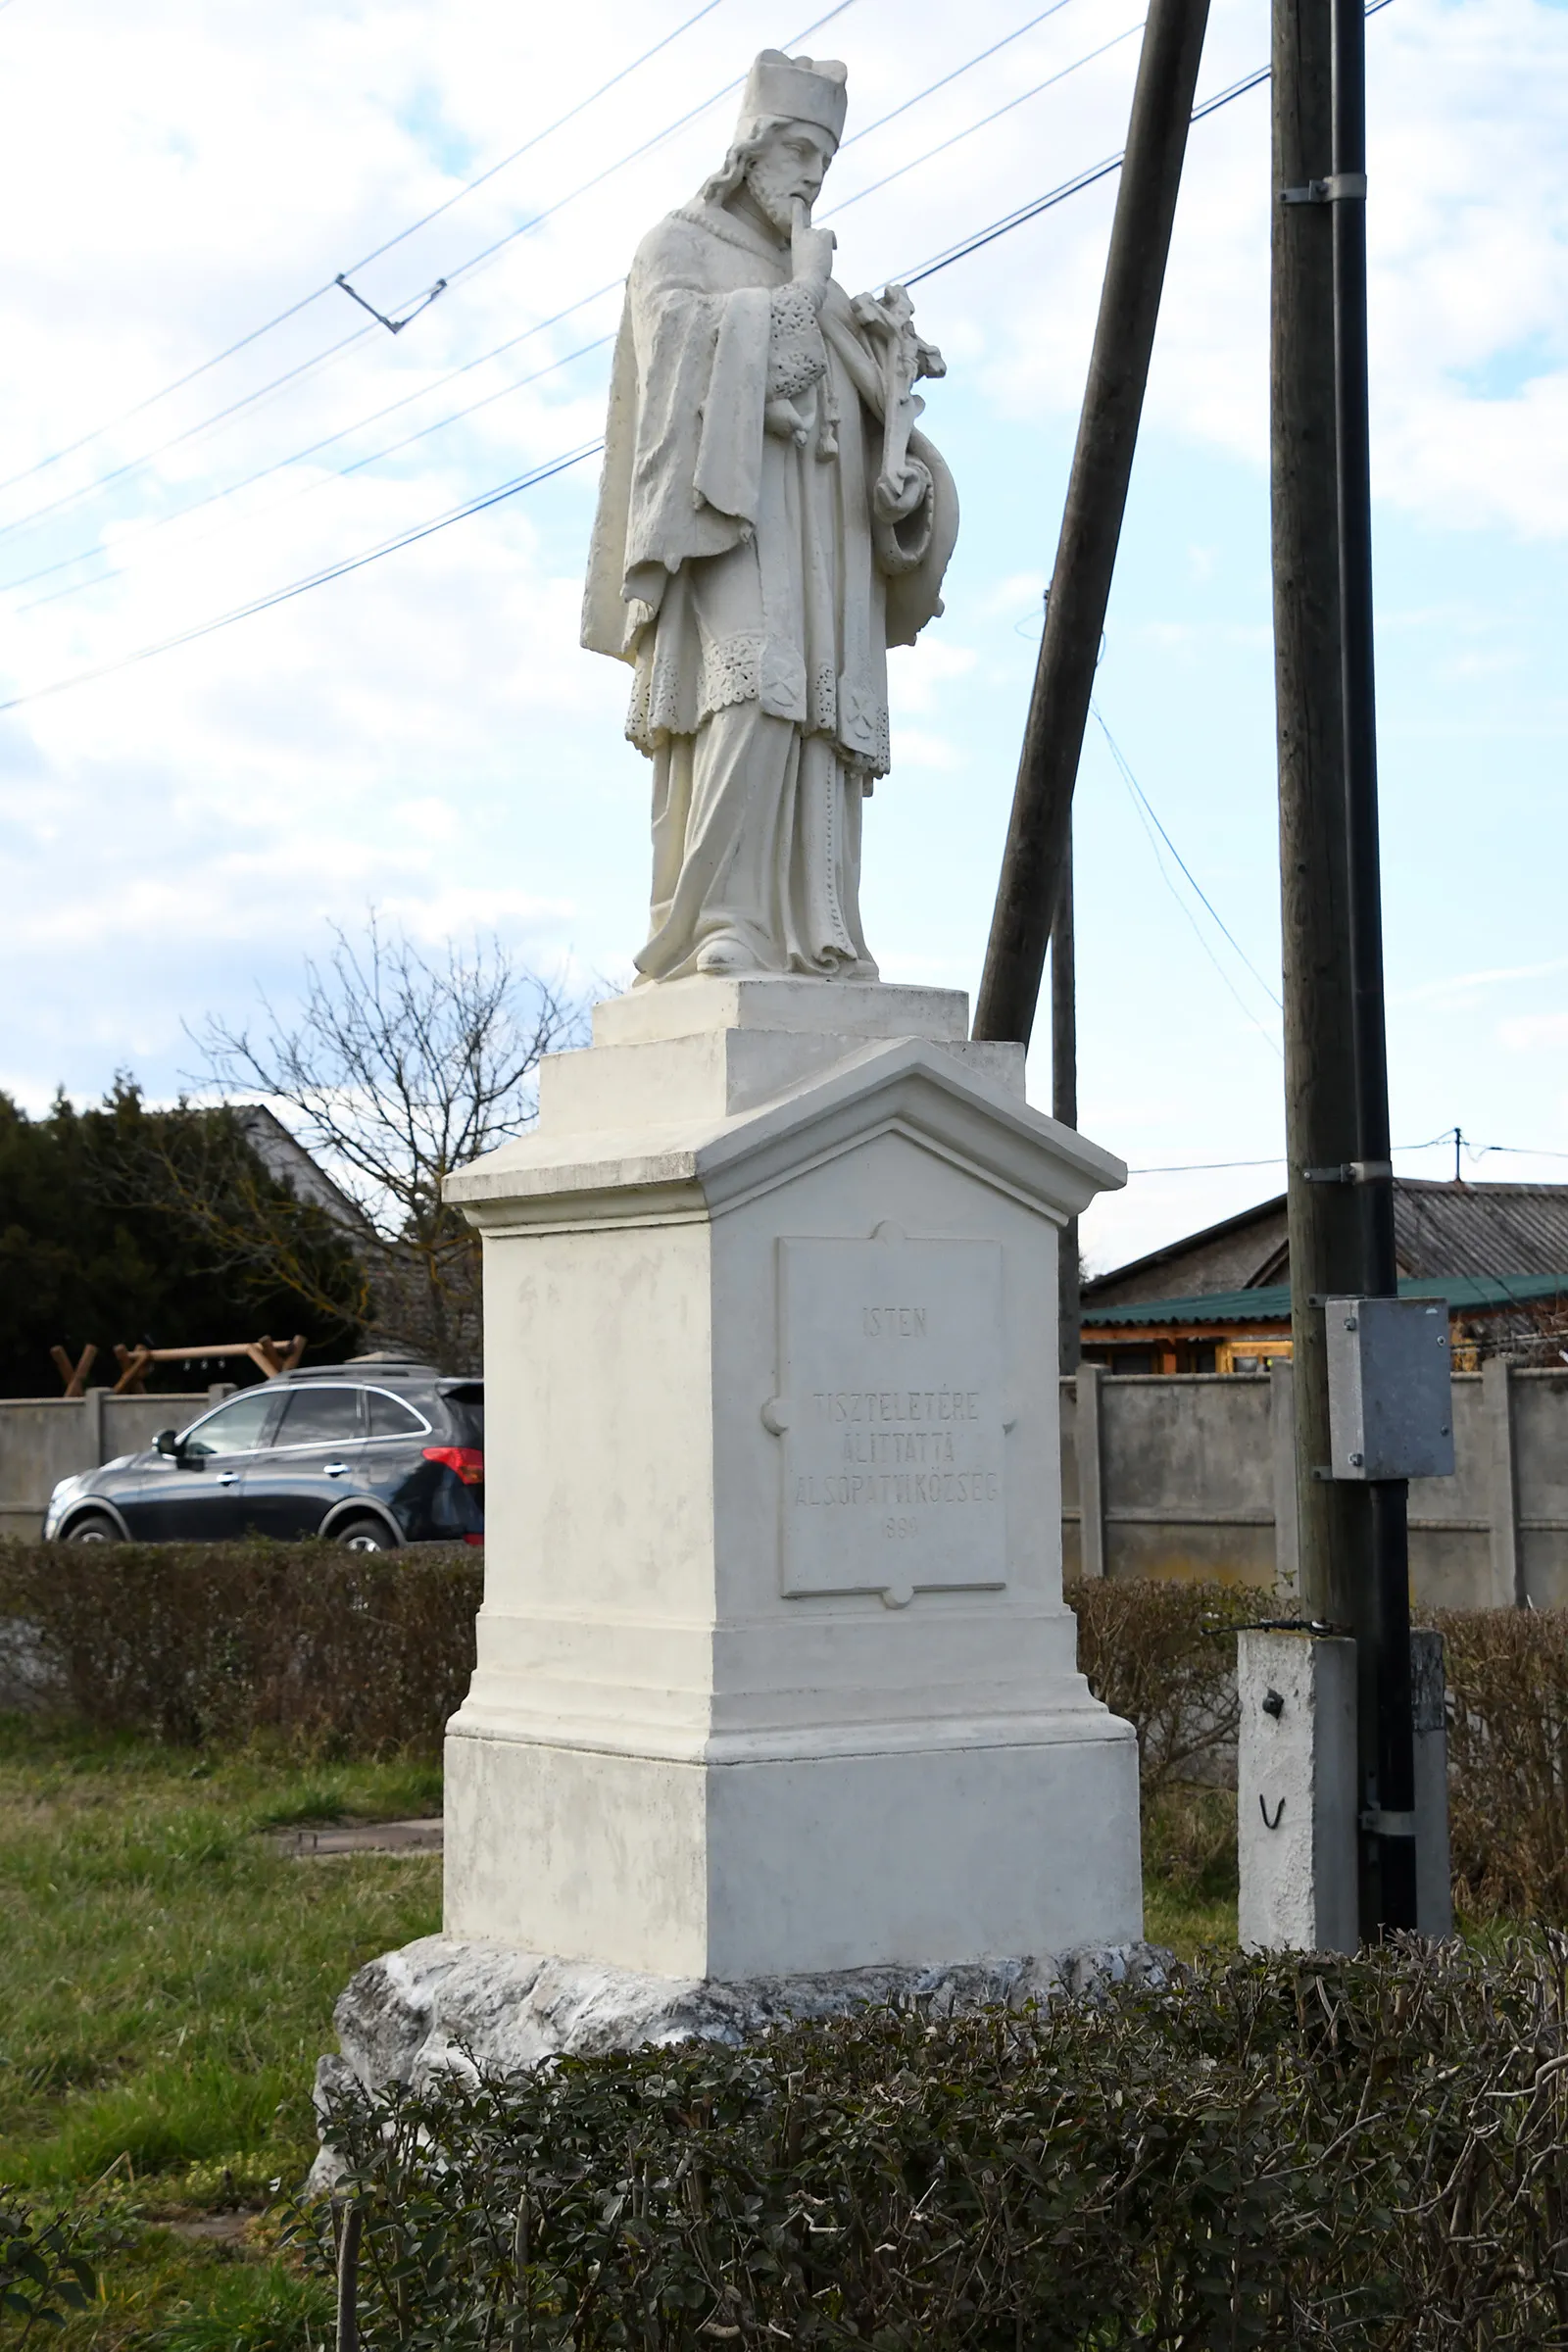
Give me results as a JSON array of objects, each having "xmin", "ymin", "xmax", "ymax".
[{"xmin": 735, "ymin": 50, "xmax": 849, "ymax": 146}]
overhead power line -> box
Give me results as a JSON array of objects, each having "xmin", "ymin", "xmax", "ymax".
[
  {"xmin": 19, "ymin": 333, "xmax": 617, "ymax": 615},
  {"xmin": 0, "ymin": 0, "xmax": 857, "ymax": 541},
  {"xmin": 841, "ymin": 0, "xmax": 1086, "ymax": 148},
  {"xmin": 1094, "ymin": 706, "xmax": 1285, "ymax": 1061},
  {"xmin": 0, "ymin": 0, "xmax": 1105, "ymax": 598},
  {"xmin": 903, "ymin": 0, "xmax": 1392, "ymax": 284},
  {"xmin": 1126, "ymin": 1130, "xmax": 1547, "ymax": 1176},
  {"xmin": 828, "ymin": 21, "xmax": 1145, "ymax": 220},
  {"xmin": 12, "ymin": 2, "xmax": 1114, "ymax": 607},
  {"xmin": 343, "ymin": 0, "xmax": 731, "ymax": 278},
  {"xmin": 3, "ymin": 287, "xmax": 624, "ymax": 604},
  {"xmin": 1093, "ymin": 707, "xmax": 1283, "ymax": 1011},
  {"xmin": 0, "ymin": 442, "xmax": 607, "ymax": 716},
  {"xmin": 0, "ymin": 0, "xmax": 1400, "ymax": 715},
  {"xmin": 0, "ymin": 0, "xmax": 732, "ymax": 500}
]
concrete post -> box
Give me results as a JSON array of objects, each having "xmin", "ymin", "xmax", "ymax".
[
  {"xmin": 1241, "ymin": 1627, "xmax": 1451, "ymax": 1950},
  {"xmin": 82, "ymin": 1386, "xmax": 106, "ymax": 1468},
  {"xmin": 1076, "ymin": 1363, "xmax": 1106, "ymax": 1581},
  {"xmin": 1411, "ymin": 1627, "xmax": 1452, "ymax": 1936},
  {"xmin": 1483, "ymin": 1357, "xmax": 1523, "ymax": 1608},
  {"xmin": 1238, "ymin": 1629, "xmax": 1358, "ymax": 1952},
  {"xmin": 1270, "ymin": 1359, "xmax": 1299, "ymax": 1600}
]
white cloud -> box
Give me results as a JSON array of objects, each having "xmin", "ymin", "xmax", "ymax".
[
  {"xmin": 0, "ymin": 0, "xmax": 1563, "ymax": 1267},
  {"xmin": 1498, "ymin": 1012, "xmax": 1568, "ymax": 1053}
]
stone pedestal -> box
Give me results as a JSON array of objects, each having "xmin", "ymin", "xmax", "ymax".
[{"xmin": 439, "ymin": 977, "xmax": 1141, "ymax": 1982}]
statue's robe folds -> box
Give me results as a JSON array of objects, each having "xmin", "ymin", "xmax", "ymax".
[{"xmin": 582, "ymin": 197, "xmax": 957, "ymax": 981}]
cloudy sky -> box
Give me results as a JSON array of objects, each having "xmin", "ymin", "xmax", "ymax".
[{"xmin": 1, "ymin": 0, "xmax": 1564, "ymax": 1273}]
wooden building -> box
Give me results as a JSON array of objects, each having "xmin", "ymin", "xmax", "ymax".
[{"xmin": 1081, "ymin": 1180, "xmax": 1568, "ymax": 1374}]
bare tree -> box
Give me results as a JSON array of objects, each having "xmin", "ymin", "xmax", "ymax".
[{"xmin": 182, "ymin": 917, "xmax": 586, "ymax": 1369}]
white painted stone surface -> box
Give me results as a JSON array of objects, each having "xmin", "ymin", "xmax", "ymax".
[
  {"xmin": 440, "ymin": 978, "xmax": 1141, "ymax": 1981},
  {"xmin": 1238, "ymin": 1631, "xmax": 1358, "ymax": 1953}
]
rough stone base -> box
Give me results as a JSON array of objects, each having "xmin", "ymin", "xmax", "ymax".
[{"xmin": 310, "ymin": 1934, "xmax": 1174, "ymax": 2190}]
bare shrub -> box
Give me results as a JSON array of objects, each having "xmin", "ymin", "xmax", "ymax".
[
  {"xmin": 0, "ymin": 1541, "xmax": 481, "ymax": 1754},
  {"xmin": 1066, "ymin": 1576, "xmax": 1257, "ymax": 1794},
  {"xmin": 1438, "ymin": 1606, "xmax": 1568, "ymax": 1923}
]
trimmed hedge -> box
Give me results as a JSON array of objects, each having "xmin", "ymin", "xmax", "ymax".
[
  {"xmin": 1440, "ymin": 1605, "xmax": 1568, "ymax": 1923},
  {"xmin": 3, "ymin": 1547, "xmax": 1566, "ymax": 1922},
  {"xmin": 1066, "ymin": 1576, "xmax": 1256, "ymax": 1793},
  {"xmin": 309, "ymin": 1936, "xmax": 1568, "ymax": 2348},
  {"xmin": 0, "ymin": 1540, "xmax": 481, "ymax": 1753}
]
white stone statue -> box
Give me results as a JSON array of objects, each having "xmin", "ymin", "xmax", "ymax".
[{"xmin": 582, "ymin": 49, "xmax": 958, "ymax": 984}]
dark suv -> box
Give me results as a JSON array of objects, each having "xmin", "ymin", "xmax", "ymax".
[{"xmin": 44, "ymin": 1358, "xmax": 484, "ymax": 1549}]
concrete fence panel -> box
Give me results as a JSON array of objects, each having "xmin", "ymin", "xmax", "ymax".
[
  {"xmin": 1060, "ymin": 1364, "xmax": 1568, "ymax": 1610},
  {"xmin": 0, "ymin": 1390, "xmax": 226, "ymax": 1539}
]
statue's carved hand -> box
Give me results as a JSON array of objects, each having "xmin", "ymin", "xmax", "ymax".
[
  {"xmin": 790, "ymin": 198, "xmax": 836, "ymax": 301},
  {"xmin": 873, "ymin": 455, "xmax": 932, "ymax": 526}
]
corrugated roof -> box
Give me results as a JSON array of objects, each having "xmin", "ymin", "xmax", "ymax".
[
  {"xmin": 1082, "ymin": 1271, "xmax": 1568, "ymax": 1329},
  {"xmin": 1393, "ymin": 1182, "xmax": 1568, "ymax": 1278},
  {"xmin": 1083, "ymin": 1179, "xmax": 1568, "ymax": 1305}
]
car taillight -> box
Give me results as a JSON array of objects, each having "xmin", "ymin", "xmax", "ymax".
[{"xmin": 423, "ymin": 1446, "xmax": 484, "ymax": 1486}]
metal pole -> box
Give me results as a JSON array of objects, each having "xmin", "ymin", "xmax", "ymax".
[
  {"xmin": 1053, "ymin": 828, "xmax": 1082, "ymax": 1375},
  {"xmin": 1331, "ymin": 0, "xmax": 1416, "ymax": 1931},
  {"xmin": 973, "ymin": 0, "xmax": 1211, "ymax": 1047}
]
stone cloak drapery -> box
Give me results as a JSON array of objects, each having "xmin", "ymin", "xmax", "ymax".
[{"xmin": 582, "ymin": 198, "xmax": 956, "ymax": 983}]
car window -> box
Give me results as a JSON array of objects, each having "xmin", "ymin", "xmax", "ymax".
[
  {"xmin": 181, "ymin": 1388, "xmax": 277, "ymax": 1459},
  {"xmin": 367, "ymin": 1389, "xmax": 426, "ymax": 1439},
  {"xmin": 271, "ymin": 1387, "xmax": 365, "ymax": 1446},
  {"xmin": 440, "ymin": 1385, "xmax": 484, "ymax": 1449}
]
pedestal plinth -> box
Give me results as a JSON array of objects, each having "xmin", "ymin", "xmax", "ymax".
[{"xmin": 440, "ymin": 976, "xmax": 1142, "ymax": 1981}]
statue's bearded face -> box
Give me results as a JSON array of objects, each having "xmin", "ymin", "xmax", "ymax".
[{"xmin": 742, "ymin": 119, "xmax": 837, "ymax": 233}]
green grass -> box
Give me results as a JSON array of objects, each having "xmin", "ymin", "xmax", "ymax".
[
  {"xmin": 1140, "ymin": 1783, "xmax": 1241, "ymax": 1962},
  {"xmin": 0, "ymin": 1716, "xmax": 1244, "ymax": 2347},
  {"xmin": 0, "ymin": 1715, "xmax": 439, "ymax": 2346}
]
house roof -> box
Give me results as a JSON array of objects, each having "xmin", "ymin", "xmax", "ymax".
[
  {"xmin": 1082, "ymin": 1270, "xmax": 1568, "ymax": 1330},
  {"xmin": 230, "ymin": 1104, "xmax": 368, "ymax": 1234},
  {"xmin": 1081, "ymin": 1192, "xmax": 1288, "ymax": 1303},
  {"xmin": 1391, "ymin": 1181, "xmax": 1568, "ymax": 1278},
  {"xmin": 1083, "ymin": 1178, "xmax": 1568, "ymax": 1305}
]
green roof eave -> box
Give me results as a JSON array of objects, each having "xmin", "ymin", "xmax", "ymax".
[{"xmin": 1080, "ymin": 1271, "xmax": 1568, "ymax": 1329}]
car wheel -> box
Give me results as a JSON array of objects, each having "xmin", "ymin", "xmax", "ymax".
[
  {"xmin": 334, "ymin": 1517, "xmax": 397, "ymax": 1552},
  {"xmin": 64, "ymin": 1511, "xmax": 121, "ymax": 1544}
]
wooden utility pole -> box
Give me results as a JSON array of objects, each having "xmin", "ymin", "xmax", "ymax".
[
  {"xmin": 1273, "ymin": 0, "xmax": 1417, "ymax": 1932},
  {"xmin": 973, "ymin": 0, "xmax": 1211, "ymax": 1048},
  {"xmin": 1332, "ymin": 0, "xmax": 1417, "ymax": 1934},
  {"xmin": 1272, "ymin": 0, "xmax": 1365, "ymax": 1637},
  {"xmin": 1053, "ymin": 832, "xmax": 1082, "ymax": 1375}
]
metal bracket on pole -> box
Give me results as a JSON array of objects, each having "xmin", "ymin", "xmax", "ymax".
[
  {"xmin": 1280, "ymin": 172, "xmax": 1368, "ymax": 204},
  {"xmin": 1302, "ymin": 1159, "xmax": 1392, "ymax": 1184}
]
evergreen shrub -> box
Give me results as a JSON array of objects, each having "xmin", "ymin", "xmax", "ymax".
[{"xmin": 307, "ymin": 1937, "xmax": 1568, "ymax": 2348}]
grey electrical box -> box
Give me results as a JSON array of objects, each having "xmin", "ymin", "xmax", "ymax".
[{"xmin": 1324, "ymin": 1297, "xmax": 1455, "ymax": 1481}]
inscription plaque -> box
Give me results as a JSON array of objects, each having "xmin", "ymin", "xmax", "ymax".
[{"xmin": 764, "ymin": 1226, "xmax": 1007, "ymax": 1604}]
